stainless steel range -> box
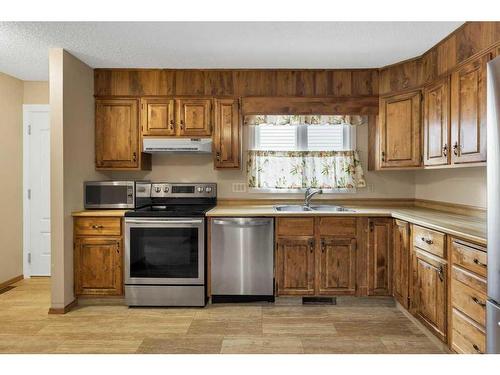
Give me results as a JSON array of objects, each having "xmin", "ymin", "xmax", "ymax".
[{"xmin": 124, "ymin": 182, "xmax": 217, "ymax": 307}]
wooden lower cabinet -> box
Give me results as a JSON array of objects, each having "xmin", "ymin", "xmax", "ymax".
[
  {"xmin": 318, "ymin": 237, "xmax": 356, "ymax": 295},
  {"xmin": 393, "ymin": 219, "xmax": 410, "ymax": 308},
  {"xmin": 412, "ymin": 248, "xmax": 448, "ymax": 342},
  {"xmin": 276, "ymin": 236, "xmax": 315, "ymax": 295},
  {"xmin": 73, "ymin": 217, "xmax": 123, "ymax": 296},
  {"xmin": 368, "ymin": 218, "xmax": 392, "ymax": 295}
]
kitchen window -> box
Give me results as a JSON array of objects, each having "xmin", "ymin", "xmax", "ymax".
[{"xmin": 246, "ymin": 115, "xmax": 367, "ymax": 192}]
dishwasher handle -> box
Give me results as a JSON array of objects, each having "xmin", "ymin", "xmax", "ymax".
[{"xmin": 212, "ymin": 218, "xmax": 273, "ymax": 227}]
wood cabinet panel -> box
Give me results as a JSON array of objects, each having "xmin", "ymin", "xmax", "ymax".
[
  {"xmin": 451, "ymin": 267, "xmax": 487, "ymax": 326},
  {"xmin": 318, "ymin": 237, "xmax": 356, "ymax": 295},
  {"xmin": 276, "ymin": 218, "xmax": 314, "ymax": 236},
  {"xmin": 318, "ymin": 217, "xmax": 357, "ymax": 237},
  {"xmin": 413, "ymin": 249, "xmax": 447, "ymax": 341},
  {"xmin": 74, "ymin": 237, "xmax": 122, "ymax": 296},
  {"xmin": 276, "ymin": 237, "xmax": 315, "ymax": 295},
  {"xmin": 451, "ymin": 239, "xmax": 487, "ymax": 277},
  {"xmin": 423, "ymin": 77, "xmax": 450, "ymax": 166},
  {"xmin": 95, "ymin": 99, "xmax": 144, "ymax": 169},
  {"xmin": 451, "ymin": 308, "xmax": 486, "ymax": 354},
  {"xmin": 367, "ymin": 218, "xmax": 392, "ymax": 296},
  {"xmin": 213, "ymin": 98, "xmax": 240, "ymax": 169},
  {"xmin": 141, "ymin": 98, "xmax": 175, "ymax": 136},
  {"xmin": 379, "ymin": 91, "xmax": 422, "ymax": 168},
  {"xmin": 393, "ymin": 219, "xmax": 410, "ymax": 308},
  {"xmin": 412, "ymin": 225, "xmax": 446, "ymax": 258},
  {"xmin": 176, "ymin": 99, "xmax": 212, "ymax": 136},
  {"xmin": 74, "ymin": 217, "xmax": 121, "ymax": 237},
  {"xmin": 450, "ymin": 54, "xmax": 490, "ymax": 164}
]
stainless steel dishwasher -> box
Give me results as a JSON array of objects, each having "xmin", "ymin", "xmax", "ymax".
[{"xmin": 211, "ymin": 217, "xmax": 274, "ymax": 302}]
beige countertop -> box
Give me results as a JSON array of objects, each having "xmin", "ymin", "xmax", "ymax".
[
  {"xmin": 206, "ymin": 205, "xmax": 487, "ymax": 246},
  {"xmin": 72, "ymin": 210, "xmax": 129, "ymax": 217}
]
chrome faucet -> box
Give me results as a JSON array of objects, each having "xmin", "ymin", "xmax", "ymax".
[{"xmin": 304, "ymin": 188, "xmax": 323, "ymax": 208}]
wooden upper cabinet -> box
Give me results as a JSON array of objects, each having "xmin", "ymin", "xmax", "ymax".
[
  {"xmin": 379, "ymin": 91, "xmax": 422, "ymax": 168},
  {"xmin": 176, "ymin": 99, "xmax": 212, "ymax": 137},
  {"xmin": 141, "ymin": 98, "xmax": 175, "ymax": 136},
  {"xmin": 213, "ymin": 98, "xmax": 240, "ymax": 169},
  {"xmin": 318, "ymin": 237, "xmax": 356, "ymax": 295},
  {"xmin": 450, "ymin": 53, "xmax": 490, "ymax": 164},
  {"xmin": 74, "ymin": 237, "xmax": 122, "ymax": 296},
  {"xmin": 96, "ymin": 99, "xmax": 149, "ymax": 170},
  {"xmin": 393, "ymin": 219, "xmax": 410, "ymax": 308},
  {"xmin": 367, "ymin": 218, "xmax": 392, "ymax": 296},
  {"xmin": 413, "ymin": 249, "xmax": 448, "ymax": 341},
  {"xmin": 276, "ymin": 237, "xmax": 315, "ymax": 295},
  {"xmin": 423, "ymin": 78, "xmax": 450, "ymax": 166}
]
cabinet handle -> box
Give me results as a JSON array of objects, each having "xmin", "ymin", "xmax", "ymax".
[
  {"xmin": 321, "ymin": 239, "xmax": 326, "ymax": 253},
  {"xmin": 381, "ymin": 151, "xmax": 386, "ymax": 162},
  {"xmin": 472, "ymin": 344, "xmax": 482, "ymax": 354},
  {"xmin": 442, "ymin": 144, "xmax": 448, "ymax": 157},
  {"xmin": 216, "ymin": 152, "xmax": 221, "ymax": 162},
  {"xmin": 473, "ymin": 258, "xmax": 487, "ymax": 268},
  {"xmin": 438, "ymin": 265, "xmax": 444, "ymax": 282},
  {"xmin": 471, "ymin": 296, "xmax": 486, "ymax": 307},
  {"xmin": 91, "ymin": 225, "xmax": 103, "ymax": 229},
  {"xmin": 453, "ymin": 142, "xmax": 459, "ymax": 156},
  {"xmin": 425, "ymin": 239, "xmax": 433, "ymax": 245},
  {"xmin": 132, "ymin": 152, "xmax": 137, "ymax": 162},
  {"xmin": 180, "ymin": 120, "xmax": 184, "ymax": 130},
  {"xmin": 170, "ymin": 119, "xmax": 174, "ymax": 130},
  {"xmin": 309, "ymin": 240, "xmax": 314, "ymax": 254}
]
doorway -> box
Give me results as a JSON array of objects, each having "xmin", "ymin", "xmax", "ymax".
[{"xmin": 23, "ymin": 105, "xmax": 51, "ymax": 277}]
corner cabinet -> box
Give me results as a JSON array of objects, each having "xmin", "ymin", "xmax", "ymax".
[
  {"xmin": 379, "ymin": 91, "xmax": 422, "ymax": 168},
  {"xmin": 213, "ymin": 98, "xmax": 241, "ymax": 169},
  {"xmin": 450, "ymin": 54, "xmax": 490, "ymax": 164},
  {"xmin": 95, "ymin": 98, "xmax": 151, "ymax": 170}
]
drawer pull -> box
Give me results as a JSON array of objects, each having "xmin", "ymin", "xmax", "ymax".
[
  {"xmin": 471, "ymin": 296, "xmax": 486, "ymax": 307},
  {"xmin": 91, "ymin": 225, "xmax": 104, "ymax": 229},
  {"xmin": 420, "ymin": 237, "xmax": 433, "ymax": 245},
  {"xmin": 472, "ymin": 344, "xmax": 482, "ymax": 354},
  {"xmin": 473, "ymin": 258, "xmax": 487, "ymax": 268}
]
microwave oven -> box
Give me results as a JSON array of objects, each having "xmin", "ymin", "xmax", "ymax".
[{"xmin": 84, "ymin": 181, "xmax": 149, "ymax": 209}]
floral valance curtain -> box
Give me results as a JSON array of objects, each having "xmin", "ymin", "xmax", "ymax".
[
  {"xmin": 246, "ymin": 114, "xmax": 367, "ymax": 190},
  {"xmin": 245, "ymin": 114, "xmax": 367, "ymax": 126}
]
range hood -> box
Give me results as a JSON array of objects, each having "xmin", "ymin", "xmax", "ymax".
[{"xmin": 143, "ymin": 138, "xmax": 212, "ymax": 153}]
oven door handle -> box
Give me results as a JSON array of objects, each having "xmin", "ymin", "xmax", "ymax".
[{"xmin": 125, "ymin": 219, "xmax": 203, "ymax": 225}]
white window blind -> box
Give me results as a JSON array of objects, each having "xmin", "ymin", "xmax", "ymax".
[{"xmin": 257, "ymin": 125, "xmax": 297, "ymax": 151}]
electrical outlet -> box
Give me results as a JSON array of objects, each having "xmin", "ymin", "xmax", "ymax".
[{"xmin": 232, "ymin": 183, "xmax": 246, "ymax": 193}]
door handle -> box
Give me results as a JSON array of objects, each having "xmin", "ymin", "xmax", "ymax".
[
  {"xmin": 453, "ymin": 142, "xmax": 459, "ymax": 156},
  {"xmin": 132, "ymin": 152, "xmax": 137, "ymax": 162},
  {"xmin": 442, "ymin": 144, "xmax": 448, "ymax": 157},
  {"xmin": 381, "ymin": 151, "xmax": 386, "ymax": 162},
  {"xmin": 309, "ymin": 239, "xmax": 314, "ymax": 254},
  {"xmin": 438, "ymin": 265, "xmax": 444, "ymax": 282}
]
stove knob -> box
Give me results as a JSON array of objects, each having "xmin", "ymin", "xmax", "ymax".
[
  {"xmin": 163, "ymin": 186, "xmax": 169, "ymax": 193},
  {"xmin": 154, "ymin": 186, "xmax": 161, "ymax": 193},
  {"xmin": 205, "ymin": 186, "xmax": 212, "ymax": 193},
  {"xmin": 197, "ymin": 187, "xmax": 204, "ymax": 193}
]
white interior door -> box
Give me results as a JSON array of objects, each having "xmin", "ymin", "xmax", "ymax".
[{"xmin": 24, "ymin": 105, "xmax": 51, "ymax": 276}]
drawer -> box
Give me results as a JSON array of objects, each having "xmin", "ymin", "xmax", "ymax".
[
  {"xmin": 451, "ymin": 239, "xmax": 487, "ymax": 277},
  {"xmin": 413, "ymin": 225, "xmax": 445, "ymax": 258},
  {"xmin": 452, "ymin": 308, "xmax": 486, "ymax": 354},
  {"xmin": 318, "ymin": 217, "xmax": 356, "ymax": 236},
  {"xmin": 276, "ymin": 217, "xmax": 314, "ymax": 236},
  {"xmin": 451, "ymin": 267, "xmax": 487, "ymax": 326},
  {"xmin": 74, "ymin": 217, "xmax": 122, "ymax": 236}
]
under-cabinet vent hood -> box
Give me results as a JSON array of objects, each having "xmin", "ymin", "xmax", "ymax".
[{"xmin": 143, "ymin": 138, "xmax": 212, "ymax": 153}]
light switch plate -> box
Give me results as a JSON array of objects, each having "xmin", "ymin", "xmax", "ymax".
[{"xmin": 232, "ymin": 183, "xmax": 246, "ymax": 193}]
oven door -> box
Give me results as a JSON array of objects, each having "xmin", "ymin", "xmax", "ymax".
[{"xmin": 125, "ymin": 218, "xmax": 204, "ymax": 285}]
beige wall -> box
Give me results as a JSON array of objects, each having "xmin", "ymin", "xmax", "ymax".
[
  {"xmin": 50, "ymin": 49, "xmax": 104, "ymax": 309},
  {"xmin": 23, "ymin": 81, "xmax": 49, "ymax": 104},
  {"xmin": 0, "ymin": 72, "xmax": 24, "ymax": 285},
  {"xmin": 414, "ymin": 167, "xmax": 487, "ymax": 208},
  {"xmin": 105, "ymin": 122, "xmax": 417, "ymax": 200}
]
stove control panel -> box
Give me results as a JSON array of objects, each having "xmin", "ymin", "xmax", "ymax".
[{"xmin": 150, "ymin": 183, "xmax": 217, "ymax": 198}]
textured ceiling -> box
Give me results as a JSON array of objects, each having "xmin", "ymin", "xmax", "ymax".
[{"xmin": 0, "ymin": 22, "xmax": 464, "ymax": 81}]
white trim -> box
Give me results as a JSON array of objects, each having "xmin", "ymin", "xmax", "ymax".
[{"xmin": 23, "ymin": 104, "xmax": 50, "ymax": 278}]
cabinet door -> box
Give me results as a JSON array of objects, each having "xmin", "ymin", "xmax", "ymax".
[
  {"xmin": 96, "ymin": 99, "xmax": 140, "ymax": 169},
  {"xmin": 74, "ymin": 237, "xmax": 122, "ymax": 296},
  {"xmin": 368, "ymin": 218, "xmax": 392, "ymax": 296},
  {"xmin": 213, "ymin": 99, "xmax": 240, "ymax": 169},
  {"xmin": 318, "ymin": 237, "xmax": 356, "ymax": 295},
  {"xmin": 450, "ymin": 54, "xmax": 490, "ymax": 164},
  {"xmin": 379, "ymin": 91, "xmax": 422, "ymax": 168},
  {"xmin": 276, "ymin": 237, "xmax": 315, "ymax": 295},
  {"xmin": 176, "ymin": 99, "xmax": 212, "ymax": 136},
  {"xmin": 423, "ymin": 78, "xmax": 450, "ymax": 166},
  {"xmin": 413, "ymin": 249, "xmax": 447, "ymax": 341},
  {"xmin": 141, "ymin": 98, "xmax": 175, "ymax": 136},
  {"xmin": 393, "ymin": 219, "xmax": 410, "ymax": 308}
]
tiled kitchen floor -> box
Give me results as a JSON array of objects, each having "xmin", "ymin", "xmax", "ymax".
[{"xmin": 0, "ymin": 278, "xmax": 448, "ymax": 354}]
